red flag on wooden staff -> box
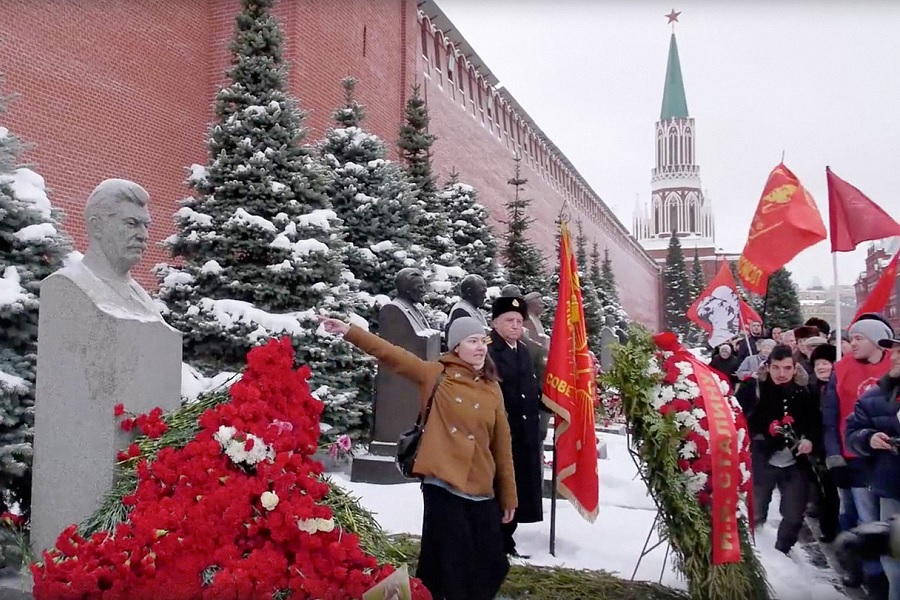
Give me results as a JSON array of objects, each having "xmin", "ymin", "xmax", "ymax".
[
  {"xmin": 543, "ymin": 221, "xmax": 599, "ymax": 522},
  {"xmin": 736, "ymin": 163, "xmax": 827, "ymax": 295},
  {"xmin": 687, "ymin": 262, "xmax": 761, "ymax": 347},
  {"xmin": 854, "ymin": 248, "xmax": 900, "ymax": 321},
  {"xmin": 827, "ymin": 167, "xmax": 900, "ymax": 253}
]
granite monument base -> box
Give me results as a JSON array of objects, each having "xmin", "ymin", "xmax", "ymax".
[
  {"xmin": 31, "ymin": 275, "xmax": 182, "ymax": 556},
  {"xmin": 349, "ymin": 441, "xmax": 413, "ymax": 484}
]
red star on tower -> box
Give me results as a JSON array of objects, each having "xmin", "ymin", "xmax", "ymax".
[{"xmin": 665, "ymin": 9, "xmax": 681, "ymax": 25}]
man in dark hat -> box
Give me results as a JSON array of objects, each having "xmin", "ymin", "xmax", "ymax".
[{"xmin": 488, "ymin": 296, "xmax": 543, "ymax": 559}]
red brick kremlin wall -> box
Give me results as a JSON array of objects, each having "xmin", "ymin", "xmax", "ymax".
[{"xmin": 0, "ymin": 0, "xmax": 662, "ymax": 328}]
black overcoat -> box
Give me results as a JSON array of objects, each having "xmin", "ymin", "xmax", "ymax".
[{"xmin": 488, "ymin": 329, "xmax": 543, "ymax": 523}]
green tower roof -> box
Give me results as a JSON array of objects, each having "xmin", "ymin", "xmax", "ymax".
[{"xmin": 660, "ymin": 33, "xmax": 689, "ymax": 120}]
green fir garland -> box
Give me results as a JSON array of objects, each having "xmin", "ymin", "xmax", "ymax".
[{"xmin": 602, "ymin": 327, "xmax": 771, "ymax": 600}]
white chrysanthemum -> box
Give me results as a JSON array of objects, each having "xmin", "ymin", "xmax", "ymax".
[
  {"xmin": 737, "ymin": 428, "xmax": 746, "ymax": 449},
  {"xmin": 675, "ymin": 389, "xmax": 693, "ymax": 400},
  {"xmin": 718, "ymin": 380, "xmax": 731, "ymax": 395},
  {"xmin": 739, "ymin": 463, "xmax": 751, "ymax": 486},
  {"xmin": 679, "ymin": 440, "xmax": 698, "ymax": 459},
  {"xmin": 692, "ymin": 408, "xmax": 707, "ymax": 420},
  {"xmin": 675, "ymin": 411, "xmax": 698, "ymax": 430},
  {"xmin": 674, "ymin": 361, "xmax": 693, "ymax": 375},
  {"xmin": 686, "ymin": 471, "xmax": 708, "ymax": 493},
  {"xmin": 684, "ymin": 380, "xmax": 701, "ymax": 395},
  {"xmin": 646, "ymin": 361, "xmax": 663, "ymax": 376}
]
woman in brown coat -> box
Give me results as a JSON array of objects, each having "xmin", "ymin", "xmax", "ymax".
[{"xmin": 318, "ymin": 315, "xmax": 517, "ymax": 600}]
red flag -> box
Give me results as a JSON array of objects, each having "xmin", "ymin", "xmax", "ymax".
[
  {"xmin": 736, "ymin": 163, "xmax": 827, "ymax": 295},
  {"xmin": 543, "ymin": 222, "xmax": 599, "ymax": 522},
  {"xmin": 688, "ymin": 263, "xmax": 761, "ymax": 347},
  {"xmin": 827, "ymin": 167, "xmax": 900, "ymax": 253},
  {"xmin": 854, "ymin": 248, "xmax": 900, "ymax": 320}
]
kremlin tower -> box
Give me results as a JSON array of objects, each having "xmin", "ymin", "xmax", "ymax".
[{"xmin": 632, "ymin": 13, "xmax": 729, "ymax": 282}]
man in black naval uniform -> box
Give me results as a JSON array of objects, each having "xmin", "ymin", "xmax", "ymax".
[{"xmin": 488, "ymin": 295, "xmax": 543, "ymax": 558}]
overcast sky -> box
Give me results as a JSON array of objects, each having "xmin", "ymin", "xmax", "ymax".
[{"xmin": 437, "ymin": 0, "xmax": 900, "ymax": 289}]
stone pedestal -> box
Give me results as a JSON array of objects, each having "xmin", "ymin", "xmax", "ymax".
[
  {"xmin": 31, "ymin": 274, "xmax": 181, "ymax": 555},
  {"xmin": 351, "ymin": 303, "xmax": 440, "ymax": 484}
]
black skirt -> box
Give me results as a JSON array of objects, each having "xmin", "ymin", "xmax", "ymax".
[{"xmin": 416, "ymin": 483, "xmax": 510, "ymax": 600}]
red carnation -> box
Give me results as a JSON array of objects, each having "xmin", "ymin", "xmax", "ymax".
[
  {"xmin": 782, "ymin": 415, "xmax": 794, "ymax": 425},
  {"xmin": 114, "ymin": 403, "xmax": 125, "ymax": 417},
  {"xmin": 769, "ymin": 420, "xmax": 781, "ymax": 437},
  {"xmin": 653, "ymin": 331, "xmax": 682, "ymax": 352},
  {"xmin": 120, "ymin": 418, "xmax": 135, "ymax": 433}
]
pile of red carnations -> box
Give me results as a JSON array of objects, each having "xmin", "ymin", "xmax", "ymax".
[
  {"xmin": 649, "ymin": 333, "xmax": 753, "ymax": 509},
  {"xmin": 31, "ymin": 337, "xmax": 431, "ymax": 600}
]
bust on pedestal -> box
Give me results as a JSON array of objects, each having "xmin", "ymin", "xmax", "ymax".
[
  {"xmin": 350, "ymin": 268, "xmax": 440, "ymax": 483},
  {"xmin": 599, "ymin": 315, "xmax": 618, "ymax": 372},
  {"xmin": 31, "ymin": 179, "xmax": 182, "ymax": 555},
  {"xmin": 445, "ymin": 274, "xmax": 488, "ymax": 334}
]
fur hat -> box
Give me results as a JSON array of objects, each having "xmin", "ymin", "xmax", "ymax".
[
  {"xmin": 810, "ymin": 344, "xmax": 837, "ymax": 365},
  {"xmin": 446, "ymin": 317, "xmax": 486, "ymax": 351},
  {"xmin": 793, "ymin": 325, "xmax": 821, "ymax": 341},
  {"xmin": 805, "ymin": 317, "xmax": 831, "ymax": 337},
  {"xmin": 491, "ymin": 296, "xmax": 528, "ymax": 320}
]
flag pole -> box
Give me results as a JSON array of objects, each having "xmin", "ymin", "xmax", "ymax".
[
  {"xmin": 549, "ymin": 419, "xmax": 558, "ymax": 556},
  {"xmin": 833, "ymin": 253, "xmax": 843, "ymax": 361}
]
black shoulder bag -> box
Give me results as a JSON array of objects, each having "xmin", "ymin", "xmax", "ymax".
[{"xmin": 396, "ymin": 370, "xmax": 446, "ymax": 479}]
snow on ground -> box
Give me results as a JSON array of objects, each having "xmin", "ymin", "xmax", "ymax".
[{"xmin": 333, "ymin": 433, "xmax": 845, "ymax": 600}]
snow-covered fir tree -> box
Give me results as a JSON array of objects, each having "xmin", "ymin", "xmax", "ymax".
[
  {"xmin": 575, "ymin": 222, "xmax": 604, "ymax": 353},
  {"xmin": 440, "ymin": 168, "xmax": 503, "ymax": 286},
  {"xmin": 589, "ymin": 242, "xmax": 629, "ymax": 328},
  {"xmin": 761, "ymin": 267, "xmax": 803, "ymax": 329},
  {"xmin": 663, "ymin": 233, "xmax": 692, "ymax": 339},
  {"xmin": 501, "ymin": 155, "xmax": 547, "ymax": 294},
  {"xmin": 154, "ymin": 0, "xmax": 373, "ymax": 439},
  {"xmin": 600, "ymin": 247, "xmax": 620, "ymax": 306},
  {"xmin": 396, "ymin": 85, "xmax": 464, "ymax": 324},
  {"xmin": 397, "ymin": 84, "xmax": 455, "ymax": 266},
  {"xmin": 320, "ymin": 78, "xmax": 430, "ymax": 305},
  {"xmin": 0, "ymin": 83, "xmax": 73, "ymax": 530}
]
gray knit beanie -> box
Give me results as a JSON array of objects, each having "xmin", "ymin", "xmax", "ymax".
[
  {"xmin": 848, "ymin": 318, "xmax": 893, "ymax": 346},
  {"xmin": 447, "ymin": 317, "xmax": 486, "ymax": 351}
]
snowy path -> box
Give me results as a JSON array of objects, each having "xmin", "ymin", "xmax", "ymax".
[{"xmin": 333, "ymin": 433, "xmax": 848, "ymax": 600}]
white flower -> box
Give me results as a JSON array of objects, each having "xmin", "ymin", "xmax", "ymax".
[
  {"xmin": 297, "ymin": 518, "xmax": 317, "ymax": 534},
  {"xmin": 224, "ymin": 442, "xmax": 248, "ymax": 464},
  {"xmin": 297, "ymin": 517, "xmax": 335, "ymax": 534},
  {"xmin": 679, "ymin": 440, "xmax": 698, "ymax": 459},
  {"xmin": 718, "ymin": 380, "xmax": 731, "ymax": 395},
  {"xmin": 675, "ymin": 390, "xmax": 692, "ymax": 400},
  {"xmin": 316, "ymin": 517, "xmax": 335, "ymax": 533},
  {"xmin": 646, "ymin": 361, "xmax": 663, "ymax": 376},
  {"xmin": 674, "ymin": 361, "xmax": 692, "ymax": 374},
  {"xmin": 261, "ymin": 491, "xmax": 279, "ymax": 511},
  {"xmin": 739, "ymin": 463, "xmax": 751, "ymax": 486},
  {"xmin": 214, "ymin": 425, "xmax": 237, "ymax": 445},
  {"xmin": 737, "ymin": 428, "xmax": 746, "ymax": 449},
  {"xmin": 692, "ymin": 408, "xmax": 707, "ymax": 420},
  {"xmin": 686, "ymin": 471, "xmax": 708, "ymax": 493},
  {"xmin": 675, "ymin": 411, "xmax": 698, "ymax": 430}
]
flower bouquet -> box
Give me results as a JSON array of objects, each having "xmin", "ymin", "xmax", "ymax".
[
  {"xmin": 31, "ymin": 338, "xmax": 431, "ymax": 600},
  {"xmin": 602, "ymin": 328, "xmax": 771, "ymax": 600}
]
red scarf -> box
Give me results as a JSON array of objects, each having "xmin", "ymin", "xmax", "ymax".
[{"xmin": 835, "ymin": 352, "xmax": 891, "ymax": 458}]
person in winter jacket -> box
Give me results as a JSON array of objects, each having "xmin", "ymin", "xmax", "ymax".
[
  {"xmin": 737, "ymin": 345, "xmax": 822, "ymax": 554},
  {"xmin": 823, "ymin": 313, "xmax": 894, "ymax": 590},
  {"xmin": 737, "ymin": 319, "xmax": 766, "ymax": 362},
  {"xmin": 487, "ymin": 296, "xmax": 544, "ymax": 559},
  {"xmin": 845, "ymin": 335, "xmax": 900, "ymax": 600},
  {"xmin": 710, "ymin": 343, "xmax": 741, "ymax": 387},
  {"xmin": 735, "ymin": 338, "xmax": 776, "ymax": 384},
  {"xmin": 318, "ymin": 315, "xmax": 516, "ymax": 600},
  {"xmin": 810, "ymin": 343, "xmax": 840, "ymax": 542}
]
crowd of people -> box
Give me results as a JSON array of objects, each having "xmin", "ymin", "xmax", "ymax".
[
  {"xmin": 711, "ymin": 314, "xmax": 900, "ymax": 600},
  {"xmin": 319, "ymin": 267, "xmax": 900, "ymax": 600}
]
